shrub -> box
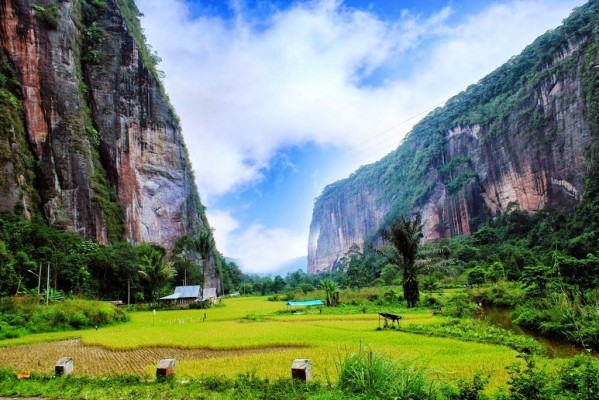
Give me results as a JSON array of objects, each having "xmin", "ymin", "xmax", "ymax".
[
  {"xmin": 32, "ymin": 4, "xmax": 60, "ymax": 29},
  {"xmin": 189, "ymin": 300, "xmax": 211, "ymax": 309},
  {"xmin": 443, "ymin": 373, "xmax": 489, "ymax": 400},
  {"xmin": 0, "ymin": 297, "xmax": 128, "ymax": 338},
  {"xmin": 444, "ymin": 293, "xmax": 480, "ymax": 318},
  {"xmin": 336, "ymin": 346, "xmax": 437, "ymax": 399}
]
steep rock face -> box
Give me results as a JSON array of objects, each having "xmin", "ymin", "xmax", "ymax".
[
  {"xmin": 309, "ymin": 185, "xmax": 390, "ymax": 274},
  {"xmin": 0, "ymin": 0, "xmax": 210, "ymax": 253},
  {"xmin": 1, "ymin": 0, "xmax": 106, "ymax": 241},
  {"xmin": 308, "ymin": 2, "xmax": 598, "ymax": 274},
  {"xmin": 84, "ymin": 0, "xmax": 205, "ymax": 247}
]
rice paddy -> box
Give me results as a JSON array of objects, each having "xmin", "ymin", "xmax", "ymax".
[{"xmin": 0, "ymin": 296, "xmax": 522, "ymax": 388}]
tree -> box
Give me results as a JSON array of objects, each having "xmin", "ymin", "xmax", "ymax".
[
  {"xmin": 380, "ymin": 214, "xmax": 424, "ymax": 308},
  {"xmin": 272, "ymin": 275, "xmax": 286, "ymax": 293},
  {"xmin": 467, "ymin": 267, "xmax": 486, "ymax": 288},
  {"xmin": 380, "ymin": 263, "xmax": 399, "ymax": 285},
  {"xmin": 172, "ymin": 235, "xmax": 202, "ymax": 286},
  {"xmin": 137, "ymin": 246, "xmax": 176, "ymax": 304},
  {"xmin": 320, "ymin": 278, "xmax": 339, "ymax": 306}
]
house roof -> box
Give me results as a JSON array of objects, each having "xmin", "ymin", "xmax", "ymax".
[{"xmin": 160, "ymin": 285, "xmax": 201, "ymax": 301}]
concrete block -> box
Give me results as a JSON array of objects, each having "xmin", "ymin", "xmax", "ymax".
[
  {"xmin": 156, "ymin": 358, "xmax": 176, "ymax": 379},
  {"xmin": 291, "ymin": 358, "xmax": 312, "ymax": 382},
  {"xmin": 55, "ymin": 357, "xmax": 73, "ymax": 376}
]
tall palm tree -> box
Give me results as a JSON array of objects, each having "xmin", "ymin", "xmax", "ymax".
[
  {"xmin": 380, "ymin": 214, "xmax": 424, "ymax": 308},
  {"xmin": 137, "ymin": 247, "xmax": 176, "ymax": 305},
  {"xmin": 320, "ymin": 278, "xmax": 339, "ymax": 306}
]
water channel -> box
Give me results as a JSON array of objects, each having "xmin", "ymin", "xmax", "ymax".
[{"xmin": 481, "ymin": 308, "xmax": 598, "ymax": 358}]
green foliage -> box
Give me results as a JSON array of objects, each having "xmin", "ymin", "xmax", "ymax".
[
  {"xmin": 114, "ymin": 0, "xmax": 179, "ymax": 123},
  {"xmin": 0, "ymin": 213, "xmax": 146, "ymax": 301},
  {"xmin": 320, "ymin": 278, "xmax": 339, "ymax": 307},
  {"xmin": 380, "ymin": 214, "xmax": 424, "ymax": 308},
  {"xmin": 82, "ymin": 22, "xmax": 106, "ymax": 65},
  {"xmin": 443, "ymin": 373, "xmax": 489, "ymax": 400},
  {"xmin": 511, "ymin": 289, "xmax": 599, "ymax": 351},
  {"xmin": 467, "ymin": 267, "xmax": 486, "ymax": 287},
  {"xmin": 0, "ymin": 54, "xmax": 37, "ymax": 211},
  {"xmin": 446, "ymin": 172, "xmax": 478, "ymax": 196},
  {"xmin": 469, "ymin": 282, "xmax": 526, "ymax": 308},
  {"xmin": 405, "ymin": 318, "xmax": 542, "ymax": 354},
  {"xmin": 443, "ymin": 293, "xmax": 481, "ymax": 318},
  {"xmin": 32, "ymin": 4, "xmax": 60, "ymax": 29},
  {"xmin": 137, "ymin": 245, "xmax": 176, "ymax": 304},
  {"xmin": 499, "ymin": 353, "xmax": 551, "ymax": 400},
  {"xmin": 336, "ymin": 346, "xmax": 437, "ymax": 399},
  {"xmin": 0, "ymin": 297, "xmax": 127, "ymax": 339}
]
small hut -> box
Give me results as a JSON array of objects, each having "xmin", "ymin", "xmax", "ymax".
[{"xmin": 160, "ymin": 285, "xmax": 201, "ymax": 305}]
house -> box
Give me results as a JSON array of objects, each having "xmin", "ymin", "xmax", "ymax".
[{"xmin": 159, "ymin": 285, "xmax": 201, "ymax": 305}]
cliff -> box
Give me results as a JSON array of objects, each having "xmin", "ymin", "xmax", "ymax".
[
  {"xmin": 308, "ymin": 1, "xmax": 599, "ymax": 274},
  {"xmin": 0, "ymin": 0, "xmax": 213, "ymax": 254}
]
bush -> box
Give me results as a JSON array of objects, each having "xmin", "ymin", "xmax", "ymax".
[
  {"xmin": 405, "ymin": 318, "xmax": 542, "ymax": 354},
  {"xmin": 470, "ymin": 282, "xmax": 525, "ymax": 307},
  {"xmin": 0, "ymin": 297, "xmax": 128, "ymax": 338},
  {"xmin": 189, "ymin": 300, "xmax": 211, "ymax": 309},
  {"xmin": 443, "ymin": 373, "xmax": 489, "ymax": 400},
  {"xmin": 337, "ymin": 346, "xmax": 437, "ymax": 399},
  {"xmin": 32, "ymin": 4, "xmax": 60, "ymax": 29},
  {"xmin": 444, "ymin": 293, "xmax": 480, "ymax": 318},
  {"xmin": 512, "ymin": 291, "xmax": 599, "ymax": 350}
]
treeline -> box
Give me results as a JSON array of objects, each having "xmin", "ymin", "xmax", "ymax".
[{"xmin": 0, "ymin": 212, "xmax": 242, "ymax": 302}]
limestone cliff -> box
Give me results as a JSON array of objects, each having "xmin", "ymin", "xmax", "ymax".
[
  {"xmin": 0, "ymin": 0, "xmax": 213, "ymax": 257},
  {"xmin": 308, "ymin": 1, "xmax": 599, "ymax": 274}
]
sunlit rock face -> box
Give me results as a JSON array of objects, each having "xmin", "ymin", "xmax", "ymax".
[
  {"xmin": 0, "ymin": 0, "xmax": 209, "ymax": 251},
  {"xmin": 308, "ymin": 20, "xmax": 596, "ymax": 274}
]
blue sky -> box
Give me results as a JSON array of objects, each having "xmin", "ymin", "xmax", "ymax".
[{"xmin": 136, "ymin": 0, "xmax": 586, "ymax": 274}]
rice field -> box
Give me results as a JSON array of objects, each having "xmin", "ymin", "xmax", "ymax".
[{"xmin": 0, "ymin": 296, "xmax": 522, "ymax": 388}]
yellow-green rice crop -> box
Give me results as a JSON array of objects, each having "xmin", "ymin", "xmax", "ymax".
[{"xmin": 0, "ymin": 296, "xmax": 523, "ymax": 388}]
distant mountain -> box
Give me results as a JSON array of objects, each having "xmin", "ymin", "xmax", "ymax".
[
  {"xmin": 234, "ymin": 257, "xmax": 307, "ymax": 277},
  {"xmin": 308, "ymin": 1, "xmax": 599, "ymax": 273}
]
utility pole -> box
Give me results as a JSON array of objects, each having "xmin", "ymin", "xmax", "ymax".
[
  {"xmin": 27, "ymin": 265, "xmax": 41, "ymax": 295},
  {"xmin": 38, "ymin": 263, "xmax": 41, "ymax": 294},
  {"xmin": 127, "ymin": 279, "xmax": 130, "ymax": 306}
]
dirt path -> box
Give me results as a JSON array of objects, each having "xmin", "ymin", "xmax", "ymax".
[{"xmin": 0, "ymin": 339, "xmax": 293, "ymax": 376}]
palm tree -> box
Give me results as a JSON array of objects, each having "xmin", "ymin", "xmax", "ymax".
[
  {"xmin": 137, "ymin": 247, "xmax": 176, "ymax": 305},
  {"xmin": 320, "ymin": 278, "xmax": 339, "ymax": 306},
  {"xmin": 380, "ymin": 214, "xmax": 424, "ymax": 308}
]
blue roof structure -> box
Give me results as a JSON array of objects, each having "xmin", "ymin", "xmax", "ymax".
[{"xmin": 286, "ymin": 300, "xmax": 324, "ymax": 306}]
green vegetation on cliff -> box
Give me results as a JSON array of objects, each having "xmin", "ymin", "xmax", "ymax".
[
  {"xmin": 314, "ymin": 0, "xmax": 599, "ymax": 232},
  {"xmin": 0, "ymin": 53, "xmax": 37, "ymax": 215}
]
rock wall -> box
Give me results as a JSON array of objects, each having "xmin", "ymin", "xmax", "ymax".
[
  {"xmin": 0, "ymin": 0, "xmax": 210, "ymax": 252},
  {"xmin": 308, "ymin": 5, "xmax": 598, "ymax": 273}
]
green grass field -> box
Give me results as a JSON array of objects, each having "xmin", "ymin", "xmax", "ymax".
[{"xmin": 0, "ymin": 296, "xmax": 525, "ymax": 389}]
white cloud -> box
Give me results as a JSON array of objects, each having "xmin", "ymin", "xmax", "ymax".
[
  {"xmin": 137, "ymin": 0, "xmax": 585, "ymax": 272},
  {"xmin": 138, "ymin": 0, "xmax": 583, "ymax": 198},
  {"xmin": 207, "ymin": 209, "xmax": 307, "ymax": 273},
  {"xmin": 205, "ymin": 209, "xmax": 239, "ymax": 254}
]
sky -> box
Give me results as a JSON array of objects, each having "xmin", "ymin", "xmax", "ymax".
[{"xmin": 135, "ymin": 0, "xmax": 587, "ymax": 274}]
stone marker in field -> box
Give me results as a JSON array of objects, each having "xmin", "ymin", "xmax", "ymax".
[
  {"xmin": 55, "ymin": 357, "xmax": 74, "ymax": 376},
  {"xmin": 291, "ymin": 359, "xmax": 312, "ymax": 382},
  {"xmin": 156, "ymin": 358, "xmax": 176, "ymax": 379}
]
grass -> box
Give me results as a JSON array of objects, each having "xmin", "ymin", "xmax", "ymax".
[{"xmin": 0, "ymin": 296, "xmax": 523, "ymax": 389}]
